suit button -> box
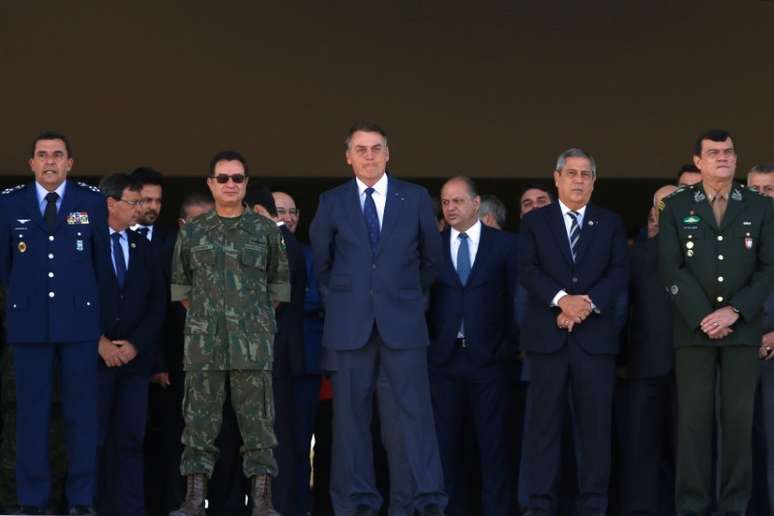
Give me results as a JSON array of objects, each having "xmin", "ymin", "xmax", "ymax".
[
  {"xmin": 372, "ymin": 264, "xmax": 377, "ymax": 270},
  {"xmin": 86, "ymin": 302, "xmax": 91, "ymax": 306},
  {"xmin": 48, "ymin": 291, "xmax": 55, "ymax": 298},
  {"xmin": 717, "ymin": 276, "xmax": 724, "ymax": 282},
  {"xmin": 48, "ymin": 272, "xmax": 54, "ymax": 278},
  {"xmin": 48, "ymin": 235, "xmax": 55, "ymax": 241},
  {"xmin": 571, "ymin": 277, "xmax": 578, "ymax": 283},
  {"xmin": 717, "ymin": 296, "xmax": 724, "ymax": 302},
  {"xmin": 48, "ymin": 253, "xmax": 54, "ymax": 259},
  {"xmin": 369, "ymin": 289, "xmax": 373, "ymax": 295},
  {"xmin": 717, "ymin": 235, "xmax": 723, "ymax": 241},
  {"xmin": 718, "ymin": 254, "xmax": 724, "ymax": 260}
]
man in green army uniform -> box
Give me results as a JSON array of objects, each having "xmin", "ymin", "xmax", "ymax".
[
  {"xmin": 659, "ymin": 129, "xmax": 774, "ymax": 516},
  {"xmin": 169, "ymin": 150, "xmax": 290, "ymax": 516}
]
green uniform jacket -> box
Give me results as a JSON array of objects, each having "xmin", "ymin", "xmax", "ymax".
[
  {"xmin": 171, "ymin": 209, "xmax": 290, "ymax": 371},
  {"xmin": 659, "ymin": 182, "xmax": 774, "ymax": 348}
]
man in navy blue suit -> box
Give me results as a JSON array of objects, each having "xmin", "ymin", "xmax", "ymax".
[
  {"xmin": 94, "ymin": 173, "xmax": 165, "ymax": 516},
  {"xmin": 0, "ymin": 131, "xmax": 107, "ymax": 515},
  {"xmin": 427, "ymin": 176, "xmax": 518, "ymax": 516},
  {"xmin": 310, "ymin": 122, "xmax": 446, "ymax": 516},
  {"xmin": 519, "ymin": 148, "xmax": 628, "ymax": 516}
]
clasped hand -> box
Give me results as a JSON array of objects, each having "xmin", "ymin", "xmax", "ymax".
[
  {"xmin": 556, "ymin": 294, "xmax": 593, "ymax": 333},
  {"xmin": 699, "ymin": 306, "xmax": 739, "ymax": 340},
  {"xmin": 98, "ymin": 335, "xmax": 138, "ymax": 367}
]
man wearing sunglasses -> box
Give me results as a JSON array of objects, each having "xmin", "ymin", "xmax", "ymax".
[{"xmin": 170, "ymin": 150, "xmax": 290, "ymax": 516}]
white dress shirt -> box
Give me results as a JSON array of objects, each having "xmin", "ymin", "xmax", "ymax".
[
  {"xmin": 356, "ymin": 173, "xmax": 388, "ymax": 229},
  {"xmin": 551, "ymin": 200, "xmax": 589, "ymax": 307},
  {"xmin": 450, "ymin": 219, "xmax": 481, "ymax": 270},
  {"xmin": 131, "ymin": 223, "xmax": 154, "ymax": 241}
]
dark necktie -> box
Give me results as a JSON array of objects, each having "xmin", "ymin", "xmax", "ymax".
[
  {"xmin": 111, "ymin": 232, "xmax": 126, "ymax": 288},
  {"xmin": 136, "ymin": 226, "xmax": 150, "ymax": 240},
  {"xmin": 44, "ymin": 192, "xmax": 59, "ymax": 232},
  {"xmin": 363, "ymin": 187, "xmax": 380, "ymax": 252},
  {"xmin": 456, "ymin": 232, "xmax": 471, "ymax": 285},
  {"xmin": 567, "ymin": 211, "xmax": 581, "ymax": 261}
]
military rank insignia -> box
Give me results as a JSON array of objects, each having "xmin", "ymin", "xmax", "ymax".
[
  {"xmin": 67, "ymin": 211, "xmax": 90, "ymax": 224},
  {"xmin": 76, "ymin": 240, "xmax": 84, "ymax": 251}
]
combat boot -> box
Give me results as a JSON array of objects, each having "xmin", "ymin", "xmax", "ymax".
[
  {"xmin": 250, "ymin": 474, "xmax": 280, "ymax": 516},
  {"xmin": 169, "ymin": 474, "xmax": 206, "ymax": 516}
]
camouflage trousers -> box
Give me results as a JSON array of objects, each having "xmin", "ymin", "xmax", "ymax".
[
  {"xmin": 180, "ymin": 370, "xmax": 278, "ymax": 478},
  {"xmin": 0, "ymin": 346, "xmax": 67, "ymax": 511}
]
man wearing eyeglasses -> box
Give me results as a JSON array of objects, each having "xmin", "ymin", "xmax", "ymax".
[
  {"xmin": 170, "ymin": 150, "xmax": 290, "ymax": 516},
  {"xmin": 0, "ymin": 131, "xmax": 108, "ymax": 515}
]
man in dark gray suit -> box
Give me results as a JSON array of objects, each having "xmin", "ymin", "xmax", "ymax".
[{"xmin": 310, "ymin": 122, "xmax": 446, "ymax": 516}]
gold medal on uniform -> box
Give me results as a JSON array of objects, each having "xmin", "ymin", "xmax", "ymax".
[
  {"xmin": 17, "ymin": 241, "xmax": 27, "ymax": 253},
  {"xmin": 745, "ymin": 236, "xmax": 753, "ymax": 250}
]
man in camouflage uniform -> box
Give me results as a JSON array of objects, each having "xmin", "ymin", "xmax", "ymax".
[{"xmin": 169, "ymin": 150, "xmax": 289, "ymax": 516}]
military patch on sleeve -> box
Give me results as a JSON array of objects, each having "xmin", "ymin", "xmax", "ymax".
[
  {"xmin": 1, "ymin": 184, "xmax": 25, "ymax": 195},
  {"xmin": 658, "ymin": 200, "xmax": 666, "ymax": 211}
]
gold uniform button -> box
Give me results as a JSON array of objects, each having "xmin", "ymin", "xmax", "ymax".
[
  {"xmin": 48, "ymin": 235, "xmax": 55, "ymax": 241},
  {"xmin": 718, "ymin": 254, "xmax": 724, "ymax": 260},
  {"xmin": 717, "ymin": 276, "xmax": 724, "ymax": 282},
  {"xmin": 48, "ymin": 272, "xmax": 54, "ymax": 278},
  {"xmin": 717, "ymin": 296, "xmax": 724, "ymax": 302},
  {"xmin": 48, "ymin": 291, "xmax": 55, "ymax": 298},
  {"xmin": 717, "ymin": 235, "xmax": 724, "ymax": 241}
]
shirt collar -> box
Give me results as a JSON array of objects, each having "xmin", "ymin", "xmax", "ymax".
[
  {"xmin": 109, "ymin": 227, "xmax": 127, "ymax": 239},
  {"xmin": 450, "ymin": 219, "xmax": 482, "ymax": 245},
  {"xmin": 558, "ymin": 199, "xmax": 587, "ymax": 220},
  {"xmin": 356, "ymin": 173, "xmax": 388, "ymax": 197},
  {"xmin": 702, "ymin": 181, "xmax": 732, "ymax": 202},
  {"xmin": 35, "ymin": 180, "xmax": 67, "ymax": 205}
]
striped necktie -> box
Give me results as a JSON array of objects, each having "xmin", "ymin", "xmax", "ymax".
[{"xmin": 567, "ymin": 211, "xmax": 581, "ymax": 261}]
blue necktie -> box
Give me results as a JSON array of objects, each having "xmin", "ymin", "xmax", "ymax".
[
  {"xmin": 457, "ymin": 232, "xmax": 471, "ymax": 337},
  {"xmin": 111, "ymin": 232, "xmax": 126, "ymax": 288},
  {"xmin": 567, "ymin": 211, "xmax": 581, "ymax": 261},
  {"xmin": 363, "ymin": 187, "xmax": 380, "ymax": 252},
  {"xmin": 457, "ymin": 232, "xmax": 471, "ymax": 285}
]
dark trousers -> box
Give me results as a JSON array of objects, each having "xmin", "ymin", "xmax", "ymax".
[
  {"xmin": 616, "ymin": 373, "xmax": 676, "ymax": 516},
  {"xmin": 523, "ymin": 343, "xmax": 615, "ymax": 515},
  {"xmin": 313, "ymin": 398, "xmax": 334, "ymax": 516},
  {"xmin": 12, "ymin": 340, "xmax": 98, "ymax": 508},
  {"xmin": 97, "ymin": 367, "xmax": 150, "ymax": 516},
  {"xmin": 144, "ymin": 370, "xmax": 186, "ymax": 516},
  {"xmin": 329, "ymin": 328, "xmax": 447, "ymax": 515},
  {"xmin": 429, "ymin": 350, "xmax": 509, "ymax": 516},
  {"xmin": 750, "ymin": 362, "xmax": 774, "ymax": 516},
  {"xmin": 292, "ymin": 375, "xmax": 321, "ymax": 516},
  {"xmin": 675, "ymin": 346, "xmax": 760, "ymax": 514}
]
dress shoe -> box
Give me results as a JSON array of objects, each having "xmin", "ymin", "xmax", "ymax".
[
  {"xmin": 352, "ymin": 505, "xmax": 378, "ymax": 516},
  {"xmin": 678, "ymin": 512, "xmax": 700, "ymax": 516},
  {"xmin": 419, "ymin": 505, "xmax": 446, "ymax": 516},
  {"xmin": 583, "ymin": 512, "xmax": 606, "ymax": 516},
  {"xmin": 522, "ymin": 511, "xmax": 549, "ymax": 516},
  {"xmin": 68, "ymin": 506, "xmax": 97, "ymax": 515}
]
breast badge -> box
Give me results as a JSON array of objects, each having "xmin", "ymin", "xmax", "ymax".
[{"xmin": 17, "ymin": 241, "xmax": 27, "ymax": 253}]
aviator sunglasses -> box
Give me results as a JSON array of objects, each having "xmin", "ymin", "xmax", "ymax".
[{"xmin": 209, "ymin": 173, "xmax": 247, "ymax": 184}]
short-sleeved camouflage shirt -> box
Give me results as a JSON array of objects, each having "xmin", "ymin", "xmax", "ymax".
[{"xmin": 171, "ymin": 209, "xmax": 290, "ymax": 371}]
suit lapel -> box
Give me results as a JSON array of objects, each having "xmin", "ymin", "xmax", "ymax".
[
  {"xmin": 440, "ymin": 227, "xmax": 462, "ymax": 287},
  {"xmin": 344, "ymin": 180, "xmax": 371, "ymax": 247},
  {"xmin": 25, "ymin": 184, "xmax": 47, "ymax": 233},
  {"xmin": 547, "ymin": 204, "xmax": 574, "ymax": 266},
  {"xmin": 720, "ymin": 184, "xmax": 745, "ymax": 231},
  {"xmin": 573, "ymin": 204, "xmax": 598, "ymax": 265},
  {"xmin": 466, "ymin": 224, "xmax": 490, "ymax": 285},
  {"xmin": 377, "ymin": 177, "xmax": 403, "ymax": 255}
]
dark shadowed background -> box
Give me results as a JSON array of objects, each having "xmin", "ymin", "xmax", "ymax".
[{"xmin": 1, "ymin": 1, "xmax": 771, "ymax": 234}]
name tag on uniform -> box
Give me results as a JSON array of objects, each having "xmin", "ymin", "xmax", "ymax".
[{"xmin": 67, "ymin": 211, "xmax": 90, "ymax": 224}]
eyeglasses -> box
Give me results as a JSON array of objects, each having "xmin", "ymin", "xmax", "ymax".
[
  {"xmin": 118, "ymin": 198, "xmax": 143, "ymax": 206},
  {"xmin": 210, "ymin": 174, "xmax": 247, "ymax": 184},
  {"xmin": 277, "ymin": 208, "xmax": 300, "ymax": 216}
]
